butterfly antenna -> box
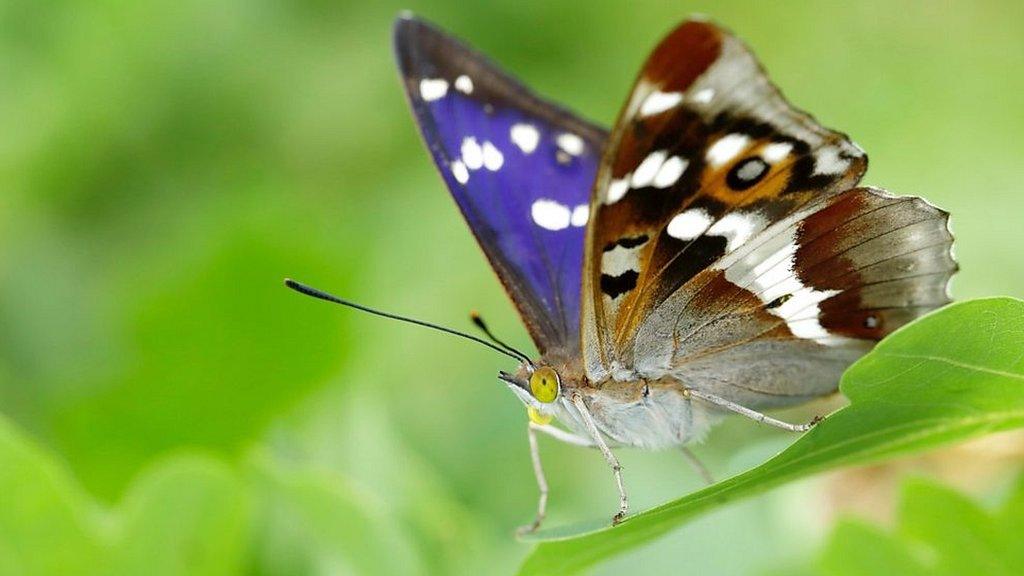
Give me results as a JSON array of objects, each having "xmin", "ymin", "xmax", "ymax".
[
  {"xmin": 469, "ymin": 312, "xmax": 533, "ymax": 366},
  {"xmin": 284, "ymin": 278, "xmax": 526, "ymax": 364}
]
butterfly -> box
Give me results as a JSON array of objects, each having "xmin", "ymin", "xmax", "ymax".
[{"xmin": 386, "ymin": 13, "xmax": 957, "ymax": 531}]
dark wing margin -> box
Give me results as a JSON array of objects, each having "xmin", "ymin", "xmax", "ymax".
[{"xmin": 394, "ymin": 14, "xmax": 608, "ymax": 355}]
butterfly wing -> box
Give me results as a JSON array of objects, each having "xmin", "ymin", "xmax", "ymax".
[
  {"xmin": 581, "ymin": 20, "xmax": 956, "ymax": 403},
  {"xmin": 639, "ymin": 187, "xmax": 955, "ymax": 408},
  {"xmin": 394, "ymin": 15, "xmax": 607, "ymax": 355}
]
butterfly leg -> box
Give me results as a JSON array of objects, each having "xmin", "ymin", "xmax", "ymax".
[
  {"xmin": 517, "ymin": 423, "xmax": 549, "ymax": 535},
  {"xmin": 570, "ymin": 392, "xmax": 629, "ymax": 525},
  {"xmin": 685, "ymin": 388, "xmax": 822, "ymax": 432},
  {"xmin": 680, "ymin": 446, "xmax": 715, "ymax": 485}
]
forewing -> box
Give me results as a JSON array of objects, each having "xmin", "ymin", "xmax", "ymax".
[
  {"xmin": 394, "ymin": 15, "xmax": 607, "ymax": 354},
  {"xmin": 582, "ymin": 19, "xmax": 869, "ymax": 378}
]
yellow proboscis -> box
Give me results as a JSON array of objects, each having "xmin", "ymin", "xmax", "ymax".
[{"xmin": 528, "ymin": 406, "xmax": 552, "ymax": 425}]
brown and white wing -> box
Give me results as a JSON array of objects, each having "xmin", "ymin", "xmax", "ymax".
[
  {"xmin": 580, "ymin": 19, "xmax": 956, "ymax": 404},
  {"xmin": 635, "ymin": 187, "xmax": 955, "ymax": 408}
]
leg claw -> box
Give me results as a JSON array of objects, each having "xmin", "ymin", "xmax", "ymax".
[
  {"xmin": 516, "ymin": 518, "xmax": 543, "ymax": 536},
  {"xmin": 612, "ymin": 511, "xmax": 627, "ymax": 525}
]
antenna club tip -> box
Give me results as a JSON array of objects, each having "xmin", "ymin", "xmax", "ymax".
[{"xmin": 469, "ymin": 312, "xmax": 488, "ymax": 328}]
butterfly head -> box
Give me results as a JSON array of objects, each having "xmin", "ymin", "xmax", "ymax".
[{"xmin": 500, "ymin": 364, "xmax": 562, "ymax": 424}]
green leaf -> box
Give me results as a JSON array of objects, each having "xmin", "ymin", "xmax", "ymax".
[
  {"xmin": 818, "ymin": 520, "xmax": 929, "ymax": 576},
  {"xmin": 817, "ymin": 477, "xmax": 1024, "ymax": 576},
  {"xmin": 995, "ymin": 476, "xmax": 1024, "ymax": 570},
  {"xmin": 898, "ymin": 479, "xmax": 1020, "ymax": 576},
  {"xmin": 0, "ymin": 416, "xmax": 105, "ymax": 576},
  {"xmin": 108, "ymin": 455, "xmax": 251, "ymax": 576},
  {"xmin": 0, "ymin": 413, "xmax": 249, "ymax": 576},
  {"xmin": 249, "ymin": 449, "xmax": 424, "ymax": 576},
  {"xmin": 518, "ymin": 297, "xmax": 1024, "ymax": 575}
]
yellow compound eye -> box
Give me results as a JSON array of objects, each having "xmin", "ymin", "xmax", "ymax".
[{"xmin": 529, "ymin": 366, "xmax": 559, "ymax": 403}]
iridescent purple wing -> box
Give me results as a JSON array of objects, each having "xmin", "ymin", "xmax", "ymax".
[{"xmin": 394, "ymin": 15, "xmax": 607, "ymax": 354}]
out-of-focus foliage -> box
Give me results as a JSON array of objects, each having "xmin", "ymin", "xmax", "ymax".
[
  {"xmin": 818, "ymin": 476, "xmax": 1024, "ymax": 576},
  {"xmin": 0, "ymin": 1, "xmax": 1022, "ymax": 574},
  {"xmin": 0, "ymin": 415, "xmax": 249, "ymax": 576}
]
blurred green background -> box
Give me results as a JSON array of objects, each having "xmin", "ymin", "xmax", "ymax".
[{"xmin": 1, "ymin": 0, "xmax": 1022, "ymax": 574}]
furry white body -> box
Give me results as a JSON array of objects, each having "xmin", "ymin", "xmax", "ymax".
[
  {"xmin": 557, "ymin": 386, "xmax": 720, "ymax": 450},
  {"xmin": 510, "ymin": 376, "xmax": 721, "ymax": 451}
]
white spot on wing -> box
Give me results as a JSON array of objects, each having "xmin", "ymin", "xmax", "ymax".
[
  {"xmin": 570, "ymin": 204, "xmax": 589, "ymax": 227},
  {"xmin": 708, "ymin": 212, "xmax": 761, "ymax": 251},
  {"xmin": 632, "ymin": 150, "xmax": 668, "ymax": 188},
  {"xmin": 666, "ymin": 209, "xmax": 712, "ymax": 241},
  {"xmin": 692, "ymin": 88, "xmax": 715, "ymax": 103},
  {"xmin": 652, "ymin": 156, "xmax": 688, "ymax": 188},
  {"xmin": 556, "ymin": 133, "xmax": 585, "ymax": 156},
  {"xmin": 419, "ymin": 78, "xmax": 449, "ymax": 102},
  {"xmin": 639, "ymin": 91, "xmax": 683, "ymax": 117},
  {"xmin": 531, "ymin": 199, "xmax": 571, "ymax": 231},
  {"xmin": 482, "ymin": 141, "xmax": 504, "ymax": 171},
  {"xmin": 761, "ymin": 142, "xmax": 793, "ymax": 164},
  {"xmin": 773, "ymin": 286, "xmax": 840, "ymax": 340},
  {"xmin": 813, "ymin": 146, "xmax": 850, "ymax": 175},
  {"xmin": 725, "ymin": 228, "xmax": 840, "ymax": 344},
  {"xmin": 461, "ymin": 137, "xmax": 483, "ymax": 170},
  {"xmin": 454, "ymin": 75, "xmax": 474, "ymax": 94},
  {"xmin": 706, "ymin": 134, "xmax": 750, "ymax": 168},
  {"xmin": 451, "ymin": 160, "xmax": 469, "ymax": 184},
  {"xmin": 751, "ymin": 242, "xmax": 797, "ymax": 288},
  {"xmin": 510, "ymin": 123, "xmax": 540, "ymax": 154},
  {"xmin": 602, "ymin": 242, "xmax": 644, "ymax": 277},
  {"xmin": 606, "ymin": 178, "xmax": 630, "ymax": 204}
]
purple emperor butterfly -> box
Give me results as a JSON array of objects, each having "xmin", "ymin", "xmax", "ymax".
[{"xmin": 288, "ymin": 14, "xmax": 956, "ymax": 531}]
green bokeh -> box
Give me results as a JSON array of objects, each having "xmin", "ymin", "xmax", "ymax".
[{"xmin": 1, "ymin": 0, "xmax": 1021, "ymax": 574}]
